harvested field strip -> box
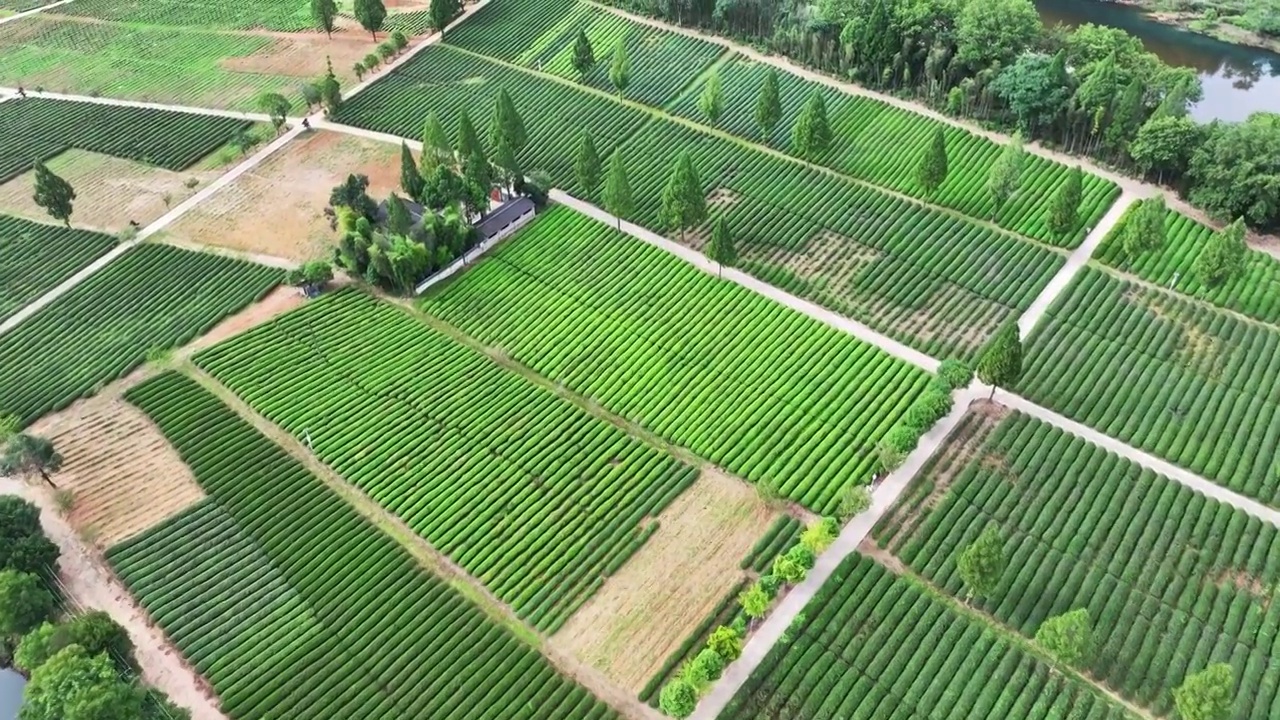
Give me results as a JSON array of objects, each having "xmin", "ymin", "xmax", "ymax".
[
  {"xmin": 194, "ymin": 289, "xmax": 697, "ymax": 632},
  {"xmin": 422, "ymin": 206, "xmax": 933, "ymax": 514},
  {"xmin": 721, "ymin": 554, "xmax": 1137, "ymax": 720},
  {"xmin": 113, "ymin": 372, "xmax": 619, "ymax": 720},
  {"xmin": 880, "ymin": 410, "xmax": 1280, "ymax": 717},
  {"xmin": 0, "ymin": 243, "xmax": 280, "ymax": 425},
  {"xmin": 0, "ymin": 214, "xmax": 115, "ymax": 321}
]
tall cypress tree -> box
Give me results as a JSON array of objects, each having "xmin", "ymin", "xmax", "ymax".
[
  {"xmin": 1047, "ymin": 166, "xmax": 1084, "ymax": 238},
  {"xmin": 609, "ymin": 42, "xmax": 631, "ymax": 95},
  {"xmin": 573, "ymin": 129, "xmax": 601, "ymax": 200},
  {"xmin": 455, "ymin": 109, "xmax": 482, "ymax": 161},
  {"xmin": 487, "ymin": 88, "xmax": 527, "ymax": 153},
  {"xmin": 704, "ymin": 213, "xmax": 737, "ymax": 276},
  {"xmin": 986, "ymin": 132, "xmax": 1025, "ymax": 219},
  {"xmin": 916, "ymin": 127, "xmax": 949, "ymax": 195},
  {"xmin": 660, "ymin": 151, "xmax": 706, "ymax": 241},
  {"xmin": 1121, "ymin": 195, "xmax": 1167, "ymax": 260},
  {"xmin": 1194, "ymin": 217, "xmax": 1248, "ymax": 287},
  {"xmin": 976, "ymin": 322, "xmax": 1023, "ymax": 399},
  {"xmin": 791, "ymin": 91, "xmax": 831, "ymax": 161},
  {"xmin": 698, "ymin": 68, "xmax": 724, "ymax": 123},
  {"xmin": 400, "ymin": 142, "xmax": 424, "ymax": 200},
  {"xmin": 421, "ymin": 111, "xmax": 451, "ymax": 171},
  {"xmin": 572, "ymin": 30, "xmax": 595, "ymax": 76},
  {"xmin": 755, "ymin": 69, "xmax": 782, "ymax": 141}
]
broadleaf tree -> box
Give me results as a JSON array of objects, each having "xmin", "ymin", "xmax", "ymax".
[
  {"xmin": 1035, "ymin": 608, "xmax": 1093, "ymax": 668},
  {"xmin": 311, "ymin": 0, "xmax": 338, "ymax": 38},
  {"xmin": 429, "ymin": 0, "xmax": 461, "ymax": 34},
  {"xmin": 0, "ymin": 432, "xmax": 62, "ymax": 488},
  {"xmin": 31, "ymin": 160, "xmax": 74, "ymax": 227},
  {"xmin": 1174, "ymin": 663, "xmax": 1235, "ymax": 720},
  {"xmin": 353, "ymin": 0, "xmax": 386, "ymax": 39},
  {"xmin": 1121, "ymin": 195, "xmax": 1167, "ymax": 261}
]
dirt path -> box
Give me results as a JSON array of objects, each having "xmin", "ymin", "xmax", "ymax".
[
  {"xmin": 181, "ymin": 364, "xmax": 661, "ymax": 720},
  {"xmin": 0, "ymin": 476, "xmax": 228, "ymax": 720}
]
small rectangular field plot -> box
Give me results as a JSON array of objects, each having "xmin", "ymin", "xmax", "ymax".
[
  {"xmin": 1096, "ymin": 200, "xmax": 1280, "ymax": 326},
  {"xmin": 194, "ymin": 289, "xmax": 698, "ymax": 632},
  {"xmin": 0, "ymin": 97, "xmax": 251, "ymax": 182},
  {"xmin": 0, "ymin": 243, "xmax": 279, "ymax": 425},
  {"xmin": 720, "ymin": 554, "xmax": 1136, "ymax": 720},
  {"xmin": 0, "ymin": 215, "xmax": 116, "ymax": 321},
  {"xmin": 117, "ymin": 372, "xmax": 619, "ymax": 720},
  {"xmin": 56, "ymin": 0, "xmax": 313, "ymax": 30},
  {"xmin": 1020, "ymin": 267, "xmax": 1280, "ymax": 504},
  {"xmin": 613, "ymin": 120, "xmax": 1064, "ymax": 360},
  {"xmin": 877, "ymin": 408, "xmax": 1280, "ymax": 717},
  {"xmin": 331, "ymin": 44, "xmax": 651, "ymax": 180},
  {"xmin": 423, "ymin": 206, "xmax": 935, "ymax": 514}
]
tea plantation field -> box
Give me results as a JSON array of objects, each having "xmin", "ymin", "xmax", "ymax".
[
  {"xmin": 0, "ymin": 243, "xmax": 279, "ymax": 425},
  {"xmin": 719, "ymin": 554, "xmax": 1135, "ymax": 720},
  {"xmin": 335, "ymin": 45, "xmax": 1063, "ymax": 360},
  {"xmin": 423, "ymin": 207, "xmax": 933, "ymax": 514},
  {"xmin": 0, "ymin": 97, "xmax": 250, "ymax": 182},
  {"xmin": 194, "ymin": 289, "xmax": 697, "ymax": 632},
  {"xmin": 55, "ymin": 0, "xmax": 313, "ymax": 31},
  {"xmin": 0, "ymin": 215, "xmax": 115, "ymax": 321},
  {"xmin": 877, "ymin": 410, "xmax": 1280, "ymax": 718},
  {"xmin": 1019, "ymin": 267, "xmax": 1280, "ymax": 505},
  {"xmin": 1096, "ymin": 199, "xmax": 1280, "ymax": 327},
  {"xmin": 114, "ymin": 372, "xmax": 617, "ymax": 720}
]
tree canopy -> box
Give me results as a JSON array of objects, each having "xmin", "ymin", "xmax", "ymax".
[
  {"xmin": 1174, "ymin": 663, "xmax": 1235, "ymax": 720},
  {"xmin": 698, "ymin": 68, "xmax": 725, "ymax": 123},
  {"xmin": 32, "ymin": 160, "xmax": 74, "ymax": 227},
  {"xmin": 1047, "ymin": 165, "xmax": 1084, "ymax": 237},
  {"xmin": 311, "ymin": 0, "xmax": 337, "ymax": 38},
  {"xmin": 487, "ymin": 88, "xmax": 527, "ymax": 154},
  {"xmin": 352, "ymin": 0, "xmax": 386, "ymax": 39},
  {"xmin": 572, "ymin": 30, "xmax": 595, "ymax": 76},
  {"xmin": 986, "ymin": 131, "xmax": 1025, "ymax": 217},
  {"xmin": 400, "ymin": 142, "xmax": 424, "ymax": 200},
  {"xmin": 916, "ymin": 127, "xmax": 949, "ymax": 195},
  {"xmin": 429, "ymin": 0, "xmax": 460, "ymax": 33},
  {"xmin": 704, "ymin": 213, "xmax": 736, "ymax": 274},
  {"xmin": 0, "ymin": 432, "xmax": 62, "ymax": 489},
  {"xmin": 1035, "ymin": 608, "xmax": 1093, "ymax": 668},
  {"xmin": 659, "ymin": 151, "xmax": 706, "ymax": 239},
  {"xmin": 975, "ymin": 321, "xmax": 1023, "ymax": 396},
  {"xmin": 755, "ymin": 68, "xmax": 782, "ymax": 140},
  {"xmin": 609, "ymin": 41, "xmax": 631, "ymax": 95},
  {"xmin": 1189, "ymin": 113, "xmax": 1280, "ymax": 230},
  {"xmin": 573, "ymin": 129, "xmax": 601, "ymax": 200},
  {"xmin": 957, "ymin": 523, "xmax": 1005, "ymax": 599},
  {"xmin": 791, "ymin": 91, "xmax": 832, "ymax": 161},
  {"xmin": 603, "ymin": 148, "xmax": 633, "ymax": 229},
  {"xmin": 1121, "ymin": 195, "xmax": 1167, "ymax": 260},
  {"xmin": 1194, "ymin": 217, "xmax": 1248, "ymax": 287},
  {"xmin": 0, "ymin": 569, "xmax": 55, "ymax": 637}
]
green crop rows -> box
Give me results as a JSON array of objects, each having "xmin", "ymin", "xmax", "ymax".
[
  {"xmin": 1020, "ymin": 267, "xmax": 1280, "ymax": 504},
  {"xmin": 423, "ymin": 207, "xmax": 933, "ymax": 513},
  {"xmin": 878, "ymin": 410, "xmax": 1280, "ymax": 718},
  {"xmin": 113, "ymin": 372, "xmax": 618, "ymax": 720},
  {"xmin": 335, "ymin": 45, "xmax": 1063, "ymax": 360},
  {"xmin": 193, "ymin": 289, "xmax": 696, "ymax": 631},
  {"xmin": 669, "ymin": 55, "xmax": 1119, "ymax": 247},
  {"xmin": 1097, "ymin": 200, "xmax": 1280, "ymax": 326},
  {"xmin": 0, "ymin": 244, "xmax": 278, "ymax": 425},
  {"xmin": 0, "ymin": 215, "xmax": 115, "ymax": 321},
  {"xmin": 59, "ymin": 0, "xmax": 313, "ymax": 30},
  {"xmin": 0, "ymin": 96, "xmax": 250, "ymax": 182},
  {"xmin": 722, "ymin": 554, "xmax": 1134, "ymax": 720}
]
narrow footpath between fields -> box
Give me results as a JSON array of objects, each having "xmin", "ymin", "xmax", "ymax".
[
  {"xmin": 0, "ymin": 476, "xmax": 230, "ymax": 720},
  {"xmin": 182, "ymin": 365, "xmax": 663, "ymax": 720}
]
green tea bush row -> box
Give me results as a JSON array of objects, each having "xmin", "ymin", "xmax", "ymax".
[
  {"xmin": 60, "ymin": 0, "xmax": 313, "ymax": 31},
  {"xmin": 1020, "ymin": 267, "xmax": 1280, "ymax": 504},
  {"xmin": 881, "ymin": 410, "xmax": 1280, "ymax": 717},
  {"xmin": 0, "ymin": 244, "xmax": 278, "ymax": 425},
  {"xmin": 721, "ymin": 553, "xmax": 1137, "ymax": 720},
  {"xmin": 0, "ymin": 214, "xmax": 115, "ymax": 321},
  {"xmin": 194, "ymin": 289, "xmax": 696, "ymax": 631},
  {"xmin": 112, "ymin": 372, "xmax": 618, "ymax": 720},
  {"xmin": 423, "ymin": 206, "xmax": 935, "ymax": 513},
  {"xmin": 0, "ymin": 97, "xmax": 251, "ymax": 182},
  {"xmin": 740, "ymin": 515, "xmax": 802, "ymax": 573},
  {"xmin": 1097, "ymin": 199, "xmax": 1280, "ymax": 327}
]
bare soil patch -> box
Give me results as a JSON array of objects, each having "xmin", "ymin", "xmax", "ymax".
[
  {"xmin": 164, "ymin": 130, "xmax": 399, "ymax": 261},
  {"xmin": 0, "ymin": 150, "xmax": 217, "ymax": 233},
  {"xmin": 179, "ymin": 285, "xmax": 307, "ymax": 356},
  {"xmin": 219, "ymin": 34, "xmax": 371, "ymax": 84},
  {"xmin": 28, "ymin": 395, "xmax": 204, "ymax": 547},
  {"xmin": 551, "ymin": 469, "xmax": 776, "ymax": 694}
]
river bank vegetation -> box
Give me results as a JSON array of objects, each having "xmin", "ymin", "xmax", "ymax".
[{"xmin": 602, "ymin": 0, "xmax": 1280, "ymax": 231}]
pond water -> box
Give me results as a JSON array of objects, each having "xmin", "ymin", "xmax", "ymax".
[
  {"xmin": 0, "ymin": 668, "xmax": 23, "ymax": 720},
  {"xmin": 1035, "ymin": 0, "xmax": 1280, "ymax": 122}
]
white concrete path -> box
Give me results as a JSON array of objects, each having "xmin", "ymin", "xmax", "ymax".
[
  {"xmin": 691, "ymin": 387, "xmax": 981, "ymax": 719},
  {"xmin": 1019, "ymin": 191, "xmax": 1139, "ymax": 337},
  {"xmin": 0, "ymin": 0, "xmax": 75, "ymax": 26},
  {"xmin": 0, "ymin": 87, "xmax": 296, "ymax": 124}
]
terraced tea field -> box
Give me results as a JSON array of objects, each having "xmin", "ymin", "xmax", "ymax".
[
  {"xmin": 666, "ymin": 56, "xmax": 1119, "ymax": 247},
  {"xmin": 55, "ymin": 0, "xmax": 313, "ymax": 31},
  {"xmin": 1096, "ymin": 199, "xmax": 1280, "ymax": 326},
  {"xmin": 114, "ymin": 372, "xmax": 618, "ymax": 720},
  {"xmin": 720, "ymin": 554, "xmax": 1135, "ymax": 720},
  {"xmin": 335, "ymin": 46, "xmax": 1063, "ymax": 360},
  {"xmin": 0, "ymin": 97, "xmax": 250, "ymax": 182},
  {"xmin": 423, "ymin": 207, "xmax": 934, "ymax": 514},
  {"xmin": 877, "ymin": 409, "xmax": 1280, "ymax": 717},
  {"xmin": 194, "ymin": 289, "xmax": 698, "ymax": 632},
  {"xmin": 1020, "ymin": 267, "xmax": 1280, "ymax": 505},
  {"xmin": 0, "ymin": 215, "xmax": 116, "ymax": 321},
  {"xmin": 0, "ymin": 243, "xmax": 279, "ymax": 425}
]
